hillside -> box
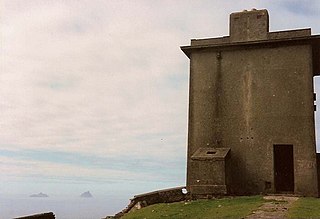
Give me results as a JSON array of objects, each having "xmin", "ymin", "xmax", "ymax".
[{"xmin": 121, "ymin": 195, "xmax": 320, "ymax": 219}]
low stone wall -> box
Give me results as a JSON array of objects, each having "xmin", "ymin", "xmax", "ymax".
[
  {"xmin": 111, "ymin": 186, "xmax": 187, "ymax": 218},
  {"xmin": 14, "ymin": 212, "xmax": 55, "ymax": 219}
]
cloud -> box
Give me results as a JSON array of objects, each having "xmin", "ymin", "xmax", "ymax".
[
  {"xmin": 276, "ymin": 0, "xmax": 320, "ymax": 16},
  {"xmin": 1, "ymin": 0, "xmax": 320, "ymax": 194},
  {"xmin": 1, "ymin": 1, "xmax": 188, "ymax": 158},
  {"xmin": 0, "ymin": 154, "xmax": 183, "ymax": 185}
]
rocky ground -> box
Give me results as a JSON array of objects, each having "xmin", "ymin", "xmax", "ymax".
[{"xmin": 245, "ymin": 195, "xmax": 299, "ymax": 219}]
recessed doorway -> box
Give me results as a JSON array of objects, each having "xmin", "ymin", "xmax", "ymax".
[{"xmin": 274, "ymin": 144, "xmax": 294, "ymax": 193}]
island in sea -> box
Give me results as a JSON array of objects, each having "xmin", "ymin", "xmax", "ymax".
[
  {"xmin": 30, "ymin": 192, "xmax": 49, "ymax": 198},
  {"xmin": 80, "ymin": 191, "xmax": 93, "ymax": 198}
]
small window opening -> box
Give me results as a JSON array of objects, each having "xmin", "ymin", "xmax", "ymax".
[{"xmin": 207, "ymin": 151, "xmax": 216, "ymax": 155}]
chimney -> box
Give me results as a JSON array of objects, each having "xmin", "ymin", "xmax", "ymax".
[{"xmin": 230, "ymin": 9, "xmax": 269, "ymax": 42}]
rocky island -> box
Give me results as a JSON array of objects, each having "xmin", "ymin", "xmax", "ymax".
[
  {"xmin": 80, "ymin": 191, "xmax": 93, "ymax": 198},
  {"xmin": 30, "ymin": 192, "xmax": 49, "ymax": 198}
]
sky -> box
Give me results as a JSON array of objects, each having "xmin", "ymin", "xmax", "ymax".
[{"xmin": 1, "ymin": 0, "xmax": 320, "ymax": 211}]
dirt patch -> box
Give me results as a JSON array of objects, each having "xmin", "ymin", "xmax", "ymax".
[{"xmin": 245, "ymin": 195, "xmax": 299, "ymax": 219}]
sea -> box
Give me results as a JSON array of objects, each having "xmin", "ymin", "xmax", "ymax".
[{"xmin": 0, "ymin": 194, "xmax": 128, "ymax": 219}]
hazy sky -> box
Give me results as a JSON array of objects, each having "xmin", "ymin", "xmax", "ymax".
[{"xmin": 1, "ymin": 0, "xmax": 320, "ymax": 202}]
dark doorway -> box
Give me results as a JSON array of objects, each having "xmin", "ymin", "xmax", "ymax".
[{"xmin": 274, "ymin": 144, "xmax": 294, "ymax": 193}]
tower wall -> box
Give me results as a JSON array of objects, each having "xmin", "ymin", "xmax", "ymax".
[{"xmin": 183, "ymin": 9, "xmax": 320, "ymax": 197}]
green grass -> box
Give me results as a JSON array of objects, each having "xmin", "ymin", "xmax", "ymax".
[
  {"xmin": 122, "ymin": 196, "xmax": 266, "ymax": 219},
  {"xmin": 287, "ymin": 197, "xmax": 320, "ymax": 219}
]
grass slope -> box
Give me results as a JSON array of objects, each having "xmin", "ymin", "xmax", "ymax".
[
  {"xmin": 288, "ymin": 197, "xmax": 320, "ymax": 219},
  {"xmin": 122, "ymin": 196, "xmax": 265, "ymax": 219}
]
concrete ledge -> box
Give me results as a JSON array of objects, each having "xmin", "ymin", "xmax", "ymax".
[
  {"xmin": 14, "ymin": 212, "xmax": 55, "ymax": 219},
  {"xmin": 110, "ymin": 186, "xmax": 187, "ymax": 218},
  {"xmin": 132, "ymin": 186, "xmax": 187, "ymax": 205}
]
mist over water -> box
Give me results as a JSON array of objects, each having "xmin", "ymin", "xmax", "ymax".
[
  {"xmin": 0, "ymin": 194, "xmax": 128, "ymax": 219},
  {"xmin": 0, "ymin": 178, "xmax": 183, "ymax": 219}
]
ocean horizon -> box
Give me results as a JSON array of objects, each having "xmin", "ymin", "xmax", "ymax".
[{"xmin": 0, "ymin": 194, "xmax": 128, "ymax": 219}]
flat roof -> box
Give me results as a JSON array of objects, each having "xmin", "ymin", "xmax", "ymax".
[{"xmin": 181, "ymin": 33, "xmax": 320, "ymax": 75}]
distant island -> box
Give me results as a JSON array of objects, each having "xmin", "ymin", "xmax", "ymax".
[
  {"xmin": 80, "ymin": 191, "xmax": 93, "ymax": 198},
  {"xmin": 30, "ymin": 192, "xmax": 49, "ymax": 198}
]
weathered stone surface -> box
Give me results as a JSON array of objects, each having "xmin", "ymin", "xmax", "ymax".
[
  {"xmin": 230, "ymin": 9, "xmax": 269, "ymax": 42},
  {"xmin": 181, "ymin": 9, "xmax": 320, "ymax": 197},
  {"xmin": 189, "ymin": 148, "xmax": 231, "ymax": 197}
]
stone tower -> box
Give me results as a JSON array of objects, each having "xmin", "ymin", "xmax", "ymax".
[{"xmin": 181, "ymin": 9, "xmax": 320, "ymax": 197}]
